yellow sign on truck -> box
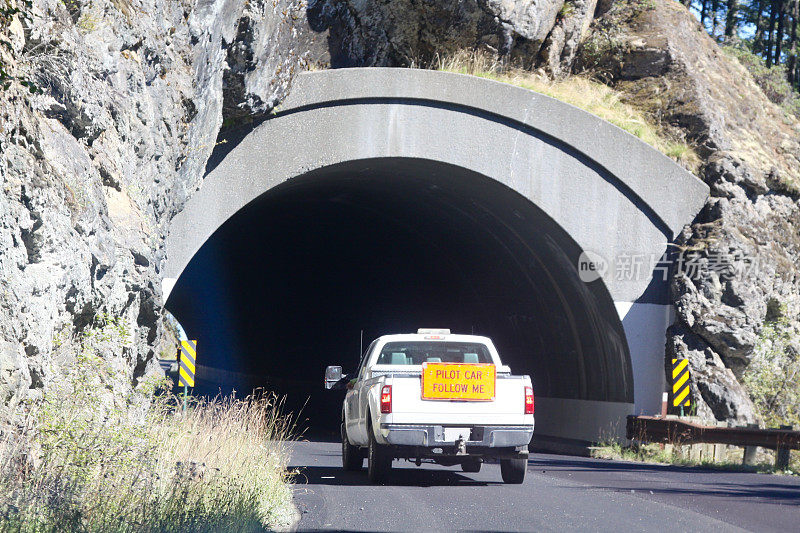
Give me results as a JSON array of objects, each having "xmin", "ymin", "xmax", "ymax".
[{"xmin": 421, "ymin": 362, "xmax": 496, "ymax": 401}]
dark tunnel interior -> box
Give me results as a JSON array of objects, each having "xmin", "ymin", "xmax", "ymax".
[{"xmin": 166, "ymin": 158, "xmax": 632, "ymax": 436}]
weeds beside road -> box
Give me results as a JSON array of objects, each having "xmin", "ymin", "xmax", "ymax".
[
  {"xmin": 591, "ymin": 440, "xmax": 799, "ymax": 475},
  {"xmin": 0, "ymin": 353, "xmax": 297, "ymax": 533}
]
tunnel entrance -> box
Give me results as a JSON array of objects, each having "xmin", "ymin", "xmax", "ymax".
[{"xmin": 166, "ymin": 158, "xmax": 632, "ymax": 436}]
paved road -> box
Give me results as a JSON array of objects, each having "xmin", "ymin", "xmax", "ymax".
[{"xmin": 289, "ymin": 440, "xmax": 799, "ymax": 532}]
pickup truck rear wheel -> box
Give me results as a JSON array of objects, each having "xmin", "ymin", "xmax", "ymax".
[
  {"xmin": 367, "ymin": 428, "xmax": 392, "ymax": 483},
  {"xmin": 461, "ymin": 457, "xmax": 482, "ymax": 473},
  {"xmin": 341, "ymin": 423, "xmax": 363, "ymax": 471},
  {"xmin": 500, "ymin": 458, "xmax": 526, "ymax": 484}
]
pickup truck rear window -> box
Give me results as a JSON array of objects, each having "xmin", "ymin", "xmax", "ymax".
[{"xmin": 375, "ymin": 342, "xmax": 492, "ymax": 365}]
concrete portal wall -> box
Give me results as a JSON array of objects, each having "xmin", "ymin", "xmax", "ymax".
[
  {"xmin": 166, "ymin": 69, "xmax": 708, "ymax": 299},
  {"xmin": 617, "ymin": 302, "xmax": 676, "ymax": 416},
  {"xmin": 165, "ymin": 68, "xmax": 709, "ymax": 443}
]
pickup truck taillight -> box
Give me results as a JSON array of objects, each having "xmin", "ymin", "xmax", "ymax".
[
  {"xmin": 524, "ymin": 386, "xmax": 534, "ymax": 415},
  {"xmin": 380, "ymin": 385, "xmax": 392, "ymax": 414}
]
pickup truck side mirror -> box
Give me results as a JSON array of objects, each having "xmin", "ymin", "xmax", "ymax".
[{"xmin": 324, "ymin": 365, "xmax": 343, "ymax": 389}]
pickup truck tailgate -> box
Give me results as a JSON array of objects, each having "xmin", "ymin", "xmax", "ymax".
[{"xmin": 385, "ymin": 374, "xmax": 530, "ymax": 426}]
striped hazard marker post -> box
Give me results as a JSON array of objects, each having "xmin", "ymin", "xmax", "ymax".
[
  {"xmin": 671, "ymin": 358, "xmax": 691, "ymax": 417},
  {"xmin": 179, "ymin": 340, "xmax": 197, "ymax": 413}
]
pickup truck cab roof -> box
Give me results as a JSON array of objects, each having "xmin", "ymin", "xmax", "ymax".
[{"xmin": 363, "ymin": 333, "xmax": 510, "ymax": 373}]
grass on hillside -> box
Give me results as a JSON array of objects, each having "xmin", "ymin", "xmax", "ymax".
[
  {"xmin": 0, "ymin": 352, "xmax": 297, "ymax": 533},
  {"xmin": 722, "ymin": 43, "xmax": 800, "ymax": 119},
  {"xmin": 431, "ymin": 51, "xmax": 701, "ymax": 173}
]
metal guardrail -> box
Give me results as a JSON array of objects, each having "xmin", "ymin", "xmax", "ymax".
[
  {"xmin": 627, "ymin": 416, "xmax": 800, "ymax": 450},
  {"xmin": 627, "ymin": 415, "xmax": 799, "ymax": 469}
]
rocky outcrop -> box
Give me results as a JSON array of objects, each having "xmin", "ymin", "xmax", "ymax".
[
  {"xmin": 666, "ymin": 323, "xmax": 756, "ymax": 423},
  {"xmin": 306, "ymin": 0, "xmax": 595, "ymax": 70},
  {"xmin": 539, "ymin": 0, "xmax": 598, "ymax": 77},
  {"xmin": 577, "ymin": 0, "xmax": 800, "ymax": 423},
  {"xmin": 0, "ymin": 0, "xmax": 311, "ymax": 405}
]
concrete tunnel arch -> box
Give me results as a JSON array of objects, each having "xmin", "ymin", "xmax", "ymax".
[{"xmin": 163, "ymin": 68, "xmax": 709, "ymax": 444}]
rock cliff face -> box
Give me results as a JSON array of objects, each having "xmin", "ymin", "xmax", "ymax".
[
  {"xmin": 0, "ymin": 0, "xmax": 311, "ymax": 404},
  {"xmin": 577, "ymin": 0, "xmax": 800, "ymax": 423},
  {"xmin": 306, "ymin": 0, "xmax": 596, "ymax": 73},
  {"xmin": 2, "ymin": 0, "xmax": 798, "ymax": 426}
]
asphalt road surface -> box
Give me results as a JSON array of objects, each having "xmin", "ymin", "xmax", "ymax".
[{"xmin": 289, "ymin": 440, "xmax": 799, "ymax": 532}]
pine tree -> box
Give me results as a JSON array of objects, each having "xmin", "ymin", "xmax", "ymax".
[
  {"xmin": 767, "ymin": 0, "xmax": 778, "ymax": 67},
  {"xmin": 753, "ymin": 0, "xmax": 767, "ymax": 54},
  {"xmin": 788, "ymin": 0, "xmax": 799, "ymax": 87},
  {"xmin": 680, "ymin": 0, "xmax": 800, "ymax": 98},
  {"xmin": 725, "ymin": 0, "xmax": 740, "ymax": 37},
  {"xmin": 775, "ymin": 0, "xmax": 786, "ymax": 65}
]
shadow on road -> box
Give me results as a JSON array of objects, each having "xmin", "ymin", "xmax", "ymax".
[
  {"xmin": 529, "ymin": 454, "xmax": 800, "ymax": 478},
  {"xmin": 590, "ymin": 482, "xmax": 800, "ymax": 504},
  {"xmin": 528, "ymin": 455, "xmax": 800, "ymax": 504},
  {"xmin": 288, "ymin": 464, "xmax": 498, "ymax": 487}
]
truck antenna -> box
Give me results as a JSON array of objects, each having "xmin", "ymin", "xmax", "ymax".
[{"xmin": 360, "ymin": 329, "xmax": 363, "ymax": 357}]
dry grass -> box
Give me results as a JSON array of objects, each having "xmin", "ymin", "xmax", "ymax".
[
  {"xmin": 591, "ymin": 439, "xmax": 798, "ymax": 475},
  {"xmin": 0, "ymin": 352, "xmax": 297, "ymax": 532},
  {"xmin": 431, "ymin": 50, "xmax": 701, "ymax": 173}
]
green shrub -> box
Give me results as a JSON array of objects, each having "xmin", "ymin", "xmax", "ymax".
[
  {"xmin": 743, "ymin": 313, "xmax": 800, "ymax": 429},
  {"xmin": 723, "ymin": 44, "xmax": 800, "ymax": 118},
  {"xmin": 558, "ymin": 1, "xmax": 576, "ymax": 19}
]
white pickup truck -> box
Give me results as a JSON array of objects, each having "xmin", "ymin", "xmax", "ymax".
[{"xmin": 325, "ymin": 329, "xmax": 534, "ymax": 484}]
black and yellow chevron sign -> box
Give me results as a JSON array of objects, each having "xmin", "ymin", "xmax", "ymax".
[
  {"xmin": 671, "ymin": 358, "xmax": 691, "ymax": 407},
  {"xmin": 179, "ymin": 340, "xmax": 197, "ymax": 388}
]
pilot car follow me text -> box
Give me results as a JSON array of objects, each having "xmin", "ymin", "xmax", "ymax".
[{"xmin": 325, "ymin": 329, "xmax": 535, "ymax": 484}]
